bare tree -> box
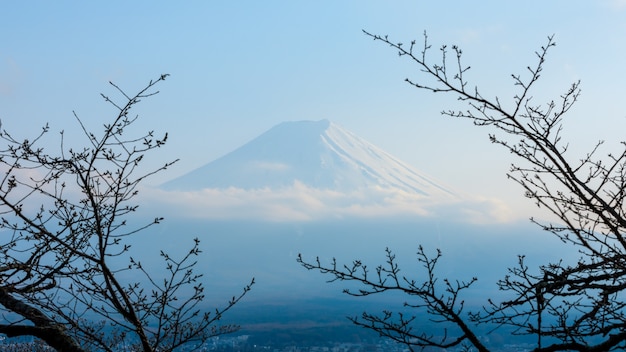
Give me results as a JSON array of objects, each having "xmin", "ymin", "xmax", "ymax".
[
  {"xmin": 299, "ymin": 32, "xmax": 626, "ymax": 351},
  {"xmin": 0, "ymin": 75, "xmax": 253, "ymax": 351}
]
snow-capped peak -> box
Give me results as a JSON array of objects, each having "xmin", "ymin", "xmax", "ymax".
[{"xmin": 161, "ymin": 120, "xmax": 459, "ymax": 201}]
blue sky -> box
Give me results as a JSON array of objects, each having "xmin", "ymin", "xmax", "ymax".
[{"xmin": 2, "ymin": 1, "xmax": 626, "ymax": 220}]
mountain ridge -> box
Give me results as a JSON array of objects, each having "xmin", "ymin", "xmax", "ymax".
[{"xmin": 161, "ymin": 120, "xmax": 460, "ymax": 201}]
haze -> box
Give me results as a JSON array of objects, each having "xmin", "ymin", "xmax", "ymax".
[{"xmin": 2, "ymin": 1, "xmax": 626, "ymax": 347}]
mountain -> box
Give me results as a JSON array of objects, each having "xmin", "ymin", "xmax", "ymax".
[{"xmin": 161, "ymin": 119, "xmax": 459, "ymax": 200}]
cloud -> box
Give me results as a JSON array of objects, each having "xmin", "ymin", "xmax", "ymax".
[
  {"xmin": 138, "ymin": 181, "xmax": 518, "ymax": 224},
  {"xmin": 607, "ymin": 0, "xmax": 626, "ymax": 10},
  {"xmin": 249, "ymin": 161, "xmax": 291, "ymax": 171}
]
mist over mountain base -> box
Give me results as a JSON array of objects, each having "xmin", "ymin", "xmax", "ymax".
[{"xmin": 122, "ymin": 215, "xmax": 573, "ymax": 350}]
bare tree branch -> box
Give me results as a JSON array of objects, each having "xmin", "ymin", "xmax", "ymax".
[
  {"xmin": 302, "ymin": 31, "xmax": 626, "ymax": 352},
  {"xmin": 0, "ymin": 75, "xmax": 253, "ymax": 351}
]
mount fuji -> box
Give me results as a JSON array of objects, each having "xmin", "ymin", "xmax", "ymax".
[{"xmin": 162, "ymin": 119, "xmax": 458, "ymax": 200}]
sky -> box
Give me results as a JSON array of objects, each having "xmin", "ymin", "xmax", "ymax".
[{"xmin": 2, "ymin": 1, "xmax": 626, "ymax": 222}]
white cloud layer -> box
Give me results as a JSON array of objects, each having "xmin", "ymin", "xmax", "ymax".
[{"xmin": 139, "ymin": 181, "xmax": 517, "ymax": 224}]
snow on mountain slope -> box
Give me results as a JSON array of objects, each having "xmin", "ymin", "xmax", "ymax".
[{"xmin": 161, "ymin": 120, "xmax": 459, "ymax": 201}]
